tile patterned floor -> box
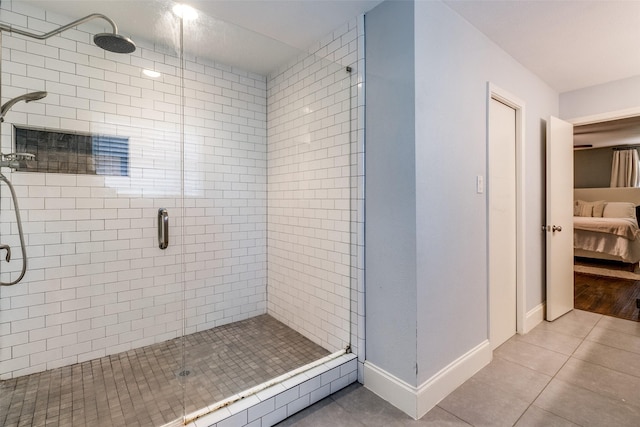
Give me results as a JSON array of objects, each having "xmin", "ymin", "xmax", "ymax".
[
  {"xmin": 278, "ymin": 309, "xmax": 640, "ymax": 426},
  {"xmin": 0, "ymin": 314, "xmax": 329, "ymax": 427}
]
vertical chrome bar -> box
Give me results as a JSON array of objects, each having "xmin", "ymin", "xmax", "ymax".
[{"xmin": 158, "ymin": 208, "xmax": 168, "ymax": 249}]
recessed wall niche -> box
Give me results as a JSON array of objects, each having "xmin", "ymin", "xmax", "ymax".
[{"xmin": 14, "ymin": 126, "xmax": 129, "ymax": 176}]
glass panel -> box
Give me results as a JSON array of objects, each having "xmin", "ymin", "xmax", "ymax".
[
  {"xmin": 0, "ymin": 1, "xmax": 188, "ymax": 425},
  {"xmin": 266, "ymin": 56, "xmax": 354, "ymax": 353},
  {"xmin": 0, "ymin": 0, "xmax": 359, "ymax": 425},
  {"xmin": 180, "ymin": 5, "xmax": 355, "ymax": 421}
]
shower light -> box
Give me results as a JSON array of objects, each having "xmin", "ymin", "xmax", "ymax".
[
  {"xmin": 173, "ymin": 4, "xmax": 198, "ymax": 20},
  {"xmin": 143, "ymin": 69, "xmax": 161, "ymax": 78}
]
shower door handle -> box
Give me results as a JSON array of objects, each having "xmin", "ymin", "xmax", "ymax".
[{"xmin": 158, "ymin": 208, "xmax": 168, "ymax": 249}]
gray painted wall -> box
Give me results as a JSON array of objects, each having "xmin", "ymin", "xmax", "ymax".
[
  {"xmin": 365, "ymin": 0, "xmax": 417, "ymax": 385},
  {"xmin": 365, "ymin": 0, "xmax": 559, "ymax": 388},
  {"xmin": 414, "ymin": 0, "xmax": 558, "ymax": 383},
  {"xmin": 574, "ymin": 148, "xmax": 613, "ymax": 188},
  {"xmin": 560, "ymin": 75, "xmax": 640, "ymax": 120}
]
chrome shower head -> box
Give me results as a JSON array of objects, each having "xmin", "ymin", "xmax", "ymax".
[
  {"xmin": 94, "ymin": 33, "xmax": 136, "ymax": 54},
  {"xmin": 0, "ymin": 91, "xmax": 48, "ymax": 122},
  {"xmin": 0, "ymin": 13, "xmax": 136, "ymax": 54}
]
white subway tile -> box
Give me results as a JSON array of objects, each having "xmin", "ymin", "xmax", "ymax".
[
  {"xmin": 45, "ymin": 311, "xmax": 76, "ymax": 327},
  {"xmin": 12, "ymin": 316, "xmax": 45, "ymax": 334},
  {"xmin": 13, "ymin": 340, "xmax": 46, "ymax": 358},
  {"xmin": 0, "ymin": 2, "xmax": 364, "ymax": 383},
  {"xmin": 11, "ymin": 293, "xmax": 44, "ymax": 309},
  {"xmin": 29, "ymin": 348, "xmax": 62, "ymax": 367}
]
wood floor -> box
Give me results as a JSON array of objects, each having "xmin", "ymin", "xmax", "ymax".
[{"xmin": 574, "ymin": 272, "xmax": 640, "ymax": 321}]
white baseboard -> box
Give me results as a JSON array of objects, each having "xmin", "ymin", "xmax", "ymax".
[
  {"xmin": 363, "ymin": 361, "xmax": 417, "ymax": 418},
  {"xmin": 364, "ymin": 340, "xmax": 491, "ymax": 420},
  {"xmin": 524, "ymin": 302, "xmax": 545, "ymax": 333}
]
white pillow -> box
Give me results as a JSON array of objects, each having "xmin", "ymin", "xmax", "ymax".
[
  {"xmin": 603, "ymin": 202, "xmax": 637, "ymax": 219},
  {"xmin": 574, "ymin": 200, "xmax": 605, "ymax": 217}
]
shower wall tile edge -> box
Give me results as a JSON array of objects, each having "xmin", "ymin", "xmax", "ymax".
[{"xmin": 188, "ymin": 353, "xmax": 358, "ymax": 427}]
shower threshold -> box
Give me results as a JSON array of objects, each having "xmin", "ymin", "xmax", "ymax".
[{"xmin": 0, "ymin": 314, "xmax": 356, "ymax": 427}]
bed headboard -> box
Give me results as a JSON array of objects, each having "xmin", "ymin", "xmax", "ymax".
[{"xmin": 574, "ymin": 187, "xmax": 640, "ymax": 205}]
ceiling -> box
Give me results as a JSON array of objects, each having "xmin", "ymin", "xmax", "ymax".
[
  {"xmin": 444, "ymin": 0, "xmax": 640, "ymax": 93},
  {"xmin": 14, "ymin": 1, "xmax": 640, "ymax": 92},
  {"xmin": 574, "ymin": 115, "xmax": 640, "ymax": 149},
  {"xmin": 18, "ymin": 0, "xmax": 383, "ymax": 76}
]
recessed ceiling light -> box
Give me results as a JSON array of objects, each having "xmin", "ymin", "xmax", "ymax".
[
  {"xmin": 143, "ymin": 69, "xmax": 161, "ymax": 78},
  {"xmin": 173, "ymin": 4, "xmax": 198, "ymax": 20}
]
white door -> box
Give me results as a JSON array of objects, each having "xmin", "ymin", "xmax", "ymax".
[
  {"xmin": 489, "ymin": 98, "xmax": 517, "ymax": 349},
  {"xmin": 546, "ymin": 116, "xmax": 574, "ymax": 321}
]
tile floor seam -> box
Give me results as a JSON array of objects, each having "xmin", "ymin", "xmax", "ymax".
[
  {"xmin": 491, "ymin": 349, "xmax": 561, "ymax": 378},
  {"xmin": 570, "ymin": 342, "xmax": 640, "ymax": 381},
  {"xmin": 582, "ymin": 334, "xmax": 640, "ymax": 357},
  {"xmin": 519, "ymin": 311, "xmax": 640, "ymax": 425},
  {"xmin": 312, "ymin": 396, "xmax": 370, "ymax": 427},
  {"xmin": 500, "ymin": 379, "xmax": 554, "ymax": 427},
  {"xmin": 512, "ymin": 336, "xmax": 574, "ymax": 358},
  {"xmin": 508, "ymin": 315, "xmax": 599, "ymax": 427},
  {"xmin": 556, "ymin": 325, "xmax": 640, "ymax": 410},
  {"xmin": 491, "ymin": 353, "xmax": 554, "ymax": 380},
  {"xmin": 549, "ymin": 372, "xmax": 640, "ymax": 416},
  {"xmin": 522, "ymin": 403, "xmax": 585, "ymax": 427},
  {"xmin": 434, "ymin": 404, "xmax": 473, "ymax": 426}
]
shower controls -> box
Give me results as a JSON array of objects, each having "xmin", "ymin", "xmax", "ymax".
[
  {"xmin": 158, "ymin": 208, "xmax": 169, "ymax": 249},
  {"xmin": 0, "ymin": 152, "xmax": 36, "ymax": 169},
  {"xmin": 4, "ymin": 153, "xmax": 36, "ymax": 161}
]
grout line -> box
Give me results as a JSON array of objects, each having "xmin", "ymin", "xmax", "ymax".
[
  {"xmin": 570, "ymin": 316, "xmax": 640, "ymax": 380},
  {"xmin": 511, "ymin": 312, "xmax": 602, "ymax": 427},
  {"xmin": 433, "ymin": 404, "xmax": 474, "ymax": 426}
]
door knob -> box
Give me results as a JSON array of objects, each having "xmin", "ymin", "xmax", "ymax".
[{"xmin": 552, "ymin": 225, "xmax": 562, "ymax": 232}]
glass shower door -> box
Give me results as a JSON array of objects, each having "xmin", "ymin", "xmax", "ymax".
[
  {"xmin": 178, "ymin": 5, "xmax": 358, "ymax": 422},
  {"xmin": 0, "ymin": 1, "xmax": 362, "ymax": 424},
  {"xmin": 0, "ymin": 1, "xmax": 190, "ymax": 425}
]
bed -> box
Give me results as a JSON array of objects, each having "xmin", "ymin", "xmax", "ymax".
[{"xmin": 573, "ymin": 199, "xmax": 640, "ymax": 266}]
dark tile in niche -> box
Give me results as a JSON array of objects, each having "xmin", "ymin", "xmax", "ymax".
[{"xmin": 14, "ymin": 126, "xmax": 129, "ymax": 176}]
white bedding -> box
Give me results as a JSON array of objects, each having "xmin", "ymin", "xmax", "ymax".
[
  {"xmin": 574, "ymin": 217, "xmax": 640, "ymax": 263},
  {"xmin": 573, "ymin": 216, "xmax": 640, "ymax": 240}
]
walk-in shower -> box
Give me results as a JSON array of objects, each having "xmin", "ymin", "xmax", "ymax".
[{"xmin": 0, "ymin": 1, "xmax": 363, "ymax": 426}]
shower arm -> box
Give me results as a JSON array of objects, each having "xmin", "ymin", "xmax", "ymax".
[{"xmin": 0, "ymin": 13, "xmax": 118, "ymax": 40}]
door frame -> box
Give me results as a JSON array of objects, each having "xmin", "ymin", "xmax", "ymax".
[
  {"xmin": 568, "ymin": 106, "xmax": 640, "ymax": 126},
  {"xmin": 486, "ymin": 83, "xmax": 527, "ymax": 338}
]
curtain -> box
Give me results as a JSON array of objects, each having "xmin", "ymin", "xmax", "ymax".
[{"xmin": 610, "ymin": 148, "xmax": 640, "ymax": 187}]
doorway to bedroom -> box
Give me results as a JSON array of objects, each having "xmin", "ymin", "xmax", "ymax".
[{"xmin": 572, "ymin": 112, "xmax": 640, "ymax": 322}]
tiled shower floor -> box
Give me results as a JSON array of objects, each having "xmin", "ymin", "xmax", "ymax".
[{"xmin": 0, "ymin": 315, "xmax": 330, "ymax": 427}]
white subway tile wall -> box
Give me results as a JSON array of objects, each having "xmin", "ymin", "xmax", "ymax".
[
  {"xmin": 0, "ymin": 1, "xmax": 365, "ymax": 388},
  {"xmin": 0, "ymin": 3, "xmax": 268, "ymax": 379},
  {"xmin": 266, "ymin": 19, "xmax": 359, "ymax": 353}
]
